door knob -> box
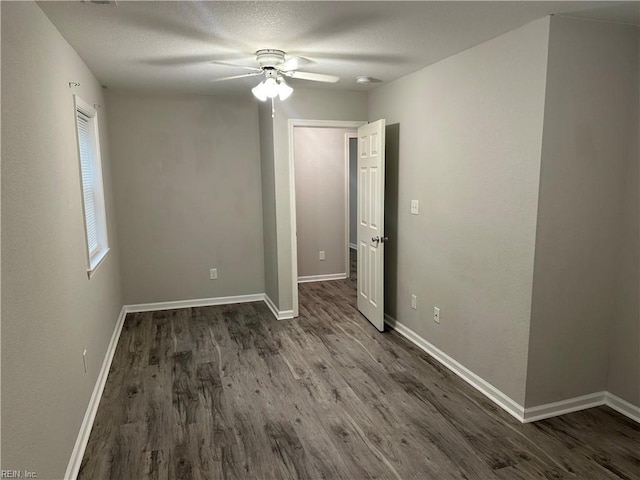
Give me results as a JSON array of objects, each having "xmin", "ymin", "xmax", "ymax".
[{"xmin": 372, "ymin": 236, "xmax": 389, "ymax": 244}]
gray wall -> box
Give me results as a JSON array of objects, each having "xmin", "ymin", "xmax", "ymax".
[
  {"xmin": 526, "ymin": 17, "xmax": 639, "ymax": 407},
  {"xmin": 368, "ymin": 18, "xmax": 551, "ymax": 405},
  {"xmin": 259, "ymin": 102, "xmax": 279, "ymax": 305},
  {"xmin": 294, "ymin": 127, "xmax": 355, "ymax": 278},
  {"xmin": 608, "ymin": 121, "xmax": 640, "ymax": 406},
  {"xmin": 384, "ymin": 124, "xmax": 401, "ymax": 326},
  {"xmin": 106, "ymin": 91, "xmax": 264, "ymax": 305},
  {"xmin": 269, "ymin": 88, "xmax": 368, "ymax": 312},
  {"xmin": 349, "ymin": 138, "xmax": 358, "ymax": 247},
  {"xmin": 608, "ymin": 27, "xmax": 640, "ymax": 406},
  {"xmin": 1, "ymin": 2, "xmax": 123, "ymax": 477}
]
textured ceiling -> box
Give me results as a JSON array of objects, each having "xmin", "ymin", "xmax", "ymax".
[{"xmin": 38, "ymin": 1, "xmax": 639, "ymax": 95}]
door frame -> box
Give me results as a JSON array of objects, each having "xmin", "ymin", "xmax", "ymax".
[
  {"xmin": 287, "ymin": 119, "xmax": 367, "ymax": 317},
  {"xmin": 344, "ymin": 132, "xmax": 358, "ymax": 278}
]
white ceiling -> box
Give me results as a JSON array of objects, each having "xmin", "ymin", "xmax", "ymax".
[{"xmin": 38, "ymin": 1, "xmax": 639, "ymax": 95}]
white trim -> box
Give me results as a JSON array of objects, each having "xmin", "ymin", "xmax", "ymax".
[
  {"xmin": 264, "ymin": 294, "xmax": 295, "ymax": 320},
  {"xmin": 349, "ymin": 242, "xmax": 357, "ymax": 251},
  {"xmin": 384, "ymin": 315, "xmax": 526, "ymax": 422},
  {"xmin": 288, "ymin": 122, "xmax": 300, "ymax": 318},
  {"xmin": 289, "ymin": 119, "xmax": 369, "ymax": 129},
  {"xmin": 605, "ymin": 392, "xmax": 640, "ymax": 423},
  {"xmin": 74, "ymin": 95, "xmax": 109, "ymax": 277},
  {"xmin": 523, "ymin": 392, "xmax": 640, "ymax": 424},
  {"xmin": 288, "ymin": 119, "xmax": 367, "ymax": 321},
  {"xmin": 264, "ymin": 294, "xmax": 279, "ymax": 319},
  {"xmin": 298, "ymin": 273, "xmax": 348, "ymax": 283},
  {"xmin": 126, "ymin": 293, "xmax": 298, "ymax": 322},
  {"xmin": 124, "ymin": 294, "xmax": 264, "ymax": 313},
  {"xmin": 385, "ymin": 315, "xmax": 640, "ymax": 425},
  {"xmin": 523, "ymin": 392, "xmax": 606, "ymax": 423},
  {"xmin": 345, "ymin": 132, "xmax": 357, "ymax": 279},
  {"xmin": 86, "ymin": 247, "xmax": 110, "ymax": 279},
  {"xmin": 65, "ymin": 306, "xmax": 127, "ymax": 480}
]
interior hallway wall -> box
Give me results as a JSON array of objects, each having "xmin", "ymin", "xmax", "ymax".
[
  {"xmin": 106, "ymin": 91, "xmax": 264, "ymax": 305},
  {"xmin": 384, "ymin": 124, "xmax": 401, "ymax": 325},
  {"xmin": 608, "ymin": 19, "xmax": 640, "ymax": 409},
  {"xmin": 526, "ymin": 16, "xmax": 639, "ymax": 408},
  {"xmin": 368, "ymin": 18, "xmax": 551, "ymax": 405},
  {"xmin": 259, "ymin": 102, "xmax": 279, "ymax": 305},
  {"xmin": 264, "ymin": 88, "xmax": 368, "ymax": 313},
  {"xmin": 1, "ymin": 2, "xmax": 123, "ymax": 477},
  {"xmin": 294, "ymin": 127, "xmax": 355, "ymax": 279}
]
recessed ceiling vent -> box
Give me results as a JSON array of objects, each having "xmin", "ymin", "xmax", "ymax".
[{"xmin": 356, "ymin": 76, "xmax": 382, "ymax": 85}]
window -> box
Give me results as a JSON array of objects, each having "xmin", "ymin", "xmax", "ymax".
[{"xmin": 74, "ymin": 95, "xmax": 109, "ymax": 277}]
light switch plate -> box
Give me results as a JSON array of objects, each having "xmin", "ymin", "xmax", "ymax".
[{"xmin": 411, "ymin": 200, "xmax": 419, "ymax": 215}]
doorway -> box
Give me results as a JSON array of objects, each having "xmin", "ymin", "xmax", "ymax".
[
  {"xmin": 288, "ymin": 119, "xmax": 366, "ymax": 316},
  {"xmin": 293, "ymin": 126, "xmax": 356, "ymax": 283}
]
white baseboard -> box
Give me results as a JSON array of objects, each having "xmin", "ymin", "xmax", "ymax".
[
  {"xmin": 125, "ymin": 292, "xmax": 297, "ymax": 321},
  {"xmin": 264, "ymin": 294, "xmax": 295, "ymax": 320},
  {"xmin": 523, "ymin": 392, "xmax": 606, "ymax": 423},
  {"xmin": 385, "ymin": 315, "xmax": 640, "ymax": 425},
  {"xmin": 124, "ymin": 293, "xmax": 264, "ymax": 313},
  {"xmin": 523, "ymin": 392, "xmax": 640, "ymax": 424},
  {"xmin": 349, "ymin": 243, "xmax": 357, "ymax": 250},
  {"xmin": 298, "ymin": 273, "xmax": 348, "ymax": 283},
  {"xmin": 384, "ymin": 315, "xmax": 525, "ymax": 422},
  {"xmin": 605, "ymin": 392, "xmax": 640, "ymax": 423},
  {"xmin": 65, "ymin": 306, "xmax": 127, "ymax": 480},
  {"xmin": 264, "ymin": 294, "xmax": 279, "ymax": 319}
]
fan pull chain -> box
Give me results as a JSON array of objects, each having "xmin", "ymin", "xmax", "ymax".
[{"xmin": 271, "ymin": 97, "xmax": 275, "ymax": 118}]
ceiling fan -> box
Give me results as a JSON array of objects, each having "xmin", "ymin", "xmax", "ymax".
[{"xmin": 211, "ymin": 49, "xmax": 340, "ymax": 101}]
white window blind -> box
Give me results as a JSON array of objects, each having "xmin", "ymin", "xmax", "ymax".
[
  {"xmin": 77, "ymin": 112, "xmax": 99, "ymax": 256},
  {"xmin": 75, "ymin": 95, "xmax": 109, "ymax": 277}
]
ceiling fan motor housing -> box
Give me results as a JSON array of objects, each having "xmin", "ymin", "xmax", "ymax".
[
  {"xmin": 256, "ymin": 49, "xmax": 286, "ymax": 68},
  {"xmin": 263, "ymin": 68, "xmax": 278, "ymax": 79}
]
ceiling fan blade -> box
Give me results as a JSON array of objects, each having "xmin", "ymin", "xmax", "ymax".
[
  {"xmin": 276, "ymin": 56, "xmax": 314, "ymax": 72},
  {"xmin": 283, "ymin": 71, "xmax": 340, "ymax": 83},
  {"xmin": 210, "ymin": 72, "xmax": 263, "ymax": 82},
  {"xmin": 209, "ymin": 61, "xmax": 262, "ymax": 72}
]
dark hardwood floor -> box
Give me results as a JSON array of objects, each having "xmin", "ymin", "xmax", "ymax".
[{"xmin": 79, "ymin": 251, "xmax": 639, "ymax": 479}]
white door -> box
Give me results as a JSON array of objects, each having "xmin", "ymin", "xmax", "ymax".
[{"xmin": 357, "ymin": 119, "xmax": 386, "ymax": 331}]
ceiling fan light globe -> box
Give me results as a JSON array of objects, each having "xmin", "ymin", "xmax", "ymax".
[
  {"xmin": 277, "ymin": 79, "xmax": 293, "ymax": 101},
  {"xmin": 251, "ymin": 82, "xmax": 268, "ymax": 101},
  {"xmin": 263, "ymin": 77, "xmax": 279, "ymax": 98}
]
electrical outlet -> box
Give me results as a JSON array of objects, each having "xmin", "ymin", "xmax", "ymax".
[
  {"xmin": 434, "ymin": 306, "xmax": 440, "ymax": 324},
  {"xmin": 411, "ymin": 294, "xmax": 417, "ymax": 310},
  {"xmin": 82, "ymin": 349, "xmax": 88, "ymax": 374},
  {"xmin": 209, "ymin": 268, "xmax": 218, "ymax": 280},
  {"xmin": 411, "ymin": 200, "xmax": 419, "ymax": 215},
  {"xmin": 319, "ymin": 251, "xmax": 326, "ymax": 261}
]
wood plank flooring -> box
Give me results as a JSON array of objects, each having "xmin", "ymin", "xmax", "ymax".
[{"xmin": 80, "ymin": 256, "xmax": 639, "ymax": 479}]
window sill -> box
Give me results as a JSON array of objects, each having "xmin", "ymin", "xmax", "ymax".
[{"xmin": 87, "ymin": 247, "xmax": 110, "ymax": 279}]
